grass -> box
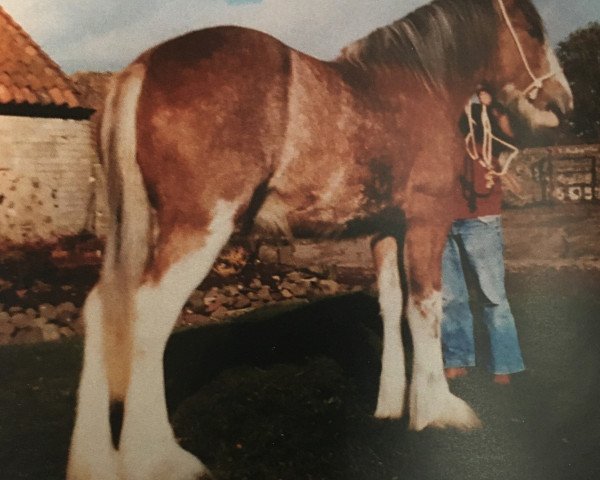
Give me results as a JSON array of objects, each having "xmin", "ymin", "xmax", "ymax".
[{"xmin": 0, "ymin": 269, "xmax": 599, "ymax": 479}]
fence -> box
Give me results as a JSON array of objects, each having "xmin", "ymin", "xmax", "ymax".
[{"xmin": 504, "ymin": 144, "xmax": 600, "ymax": 207}]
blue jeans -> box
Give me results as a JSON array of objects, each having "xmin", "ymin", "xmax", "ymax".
[{"xmin": 441, "ymin": 215, "xmax": 525, "ymax": 375}]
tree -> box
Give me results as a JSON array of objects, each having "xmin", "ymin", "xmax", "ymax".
[{"xmin": 557, "ymin": 22, "xmax": 600, "ymax": 144}]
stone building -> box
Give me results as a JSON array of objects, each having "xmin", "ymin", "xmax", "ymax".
[{"xmin": 0, "ymin": 6, "xmax": 95, "ymax": 246}]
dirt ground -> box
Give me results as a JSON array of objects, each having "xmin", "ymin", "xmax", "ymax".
[{"xmin": 0, "ymin": 267, "xmax": 599, "ymax": 480}]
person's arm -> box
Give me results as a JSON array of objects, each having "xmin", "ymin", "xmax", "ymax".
[
  {"xmin": 496, "ymin": 111, "xmax": 514, "ymax": 138},
  {"xmin": 490, "ymin": 102, "xmax": 514, "ymax": 139}
]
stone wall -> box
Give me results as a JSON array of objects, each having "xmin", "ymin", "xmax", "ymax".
[
  {"xmin": 0, "ymin": 115, "xmax": 96, "ymax": 245},
  {"xmin": 257, "ymin": 204, "xmax": 600, "ymax": 273}
]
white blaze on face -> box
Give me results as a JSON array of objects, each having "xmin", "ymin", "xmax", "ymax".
[
  {"xmin": 544, "ymin": 42, "xmax": 574, "ymax": 110},
  {"xmin": 500, "ymin": 40, "xmax": 574, "ymax": 131}
]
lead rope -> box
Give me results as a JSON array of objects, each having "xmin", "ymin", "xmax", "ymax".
[
  {"xmin": 464, "ymin": 101, "xmax": 520, "ymax": 189},
  {"xmin": 496, "ymin": 0, "xmax": 556, "ymax": 100}
]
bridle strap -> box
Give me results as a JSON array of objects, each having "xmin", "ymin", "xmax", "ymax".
[
  {"xmin": 463, "ymin": 0, "xmax": 558, "ymax": 189},
  {"xmin": 496, "ymin": 0, "xmax": 555, "ymax": 100}
]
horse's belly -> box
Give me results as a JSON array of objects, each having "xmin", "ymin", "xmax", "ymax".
[{"xmin": 254, "ymin": 183, "xmax": 388, "ymax": 239}]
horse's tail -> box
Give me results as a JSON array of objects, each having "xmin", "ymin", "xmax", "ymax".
[{"xmin": 97, "ymin": 63, "xmax": 152, "ymax": 401}]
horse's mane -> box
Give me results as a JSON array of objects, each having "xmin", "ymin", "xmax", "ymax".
[{"xmin": 338, "ymin": 0, "xmax": 545, "ymax": 90}]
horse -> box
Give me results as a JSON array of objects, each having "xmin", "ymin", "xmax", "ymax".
[{"xmin": 67, "ymin": 1, "xmax": 572, "ymax": 479}]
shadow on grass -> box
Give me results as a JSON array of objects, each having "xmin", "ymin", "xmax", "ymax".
[{"xmin": 1, "ymin": 271, "xmax": 600, "ymax": 479}]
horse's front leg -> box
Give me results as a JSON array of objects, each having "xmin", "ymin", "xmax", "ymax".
[
  {"xmin": 372, "ymin": 236, "xmax": 406, "ymax": 418},
  {"xmin": 404, "ymin": 214, "xmax": 481, "ymax": 431}
]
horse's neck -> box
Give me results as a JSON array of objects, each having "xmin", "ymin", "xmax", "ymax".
[{"xmin": 362, "ymin": 67, "xmax": 480, "ymax": 122}]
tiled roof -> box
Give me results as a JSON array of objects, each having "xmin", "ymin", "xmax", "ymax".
[{"xmin": 0, "ymin": 6, "xmax": 83, "ymax": 109}]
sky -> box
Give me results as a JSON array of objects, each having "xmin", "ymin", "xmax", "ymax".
[{"xmin": 2, "ymin": 0, "xmax": 598, "ymax": 73}]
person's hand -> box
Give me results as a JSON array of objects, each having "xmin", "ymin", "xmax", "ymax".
[{"xmin": 478, "ymin": 90, "xmax": 493, "ymax": 106}]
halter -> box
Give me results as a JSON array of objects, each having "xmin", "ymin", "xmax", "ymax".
[
  {"xmin": 463, "ymin": 0, "xmax": 558, "ymax": 189},
  {"xmin": 496, "ymin": 0, "xmax": 556, "ymax": 100}
]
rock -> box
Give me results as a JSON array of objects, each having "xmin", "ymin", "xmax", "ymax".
[
  {"xmin": 219, "ymin": 307, "xmax": 254, "ymax": 320},
  {"xmin": 56, "ymin": 302, "xmax": 78, "ymax": 323},
  {"xmin": 25, "ymin": 308, "xmax": 37, "ymax": 319},
  {"xmin": 38, "ymin": 303, "xmax": 58, "ymax": 320},
  {"xmin": 288, "ymin": 283, "xmax": 308, "ymax": 297},
  {"xmin": 8, "ymin": 306, "xmax": 23, "ymax": 314},
  {"xmin": 270, "ymin": 291, "xmax": 282, "ymax": 302},
  {"xmin": 280, "ymin": 289, "xmax": 294, "ymax": 299},
  {"xmin": 180, "ymin": 313, "xmax": 212, "ymax": 327},
  {"xmin": 33, "ymin": 317, "xmax": 48, "ymax": 328},
  {"xmin": 285, "ymin": 271, "xmax": 306, "ymax": 282},
  {"xmin": 223, "ymin": 285, "xmax": 239, "ymax": 297},
  {"xmin": 187, "ymin": 290, "xmax": 205, "ymax": 311},
  {"xmin": 210, "ymin": 305, "xmax": 230, "ymax": 320},
  {"xmin": 233, "ymin": 296, "xmax": 251, "ymax": 309},
  {"xmin": 258, "ymin": 245, "xmax": 279, "ymax": 264},
  {"xmin": 71, "ymin": 320, "xmax": 85, "ymax": 336},
  {"xmin": 59, "ymin": 327, "xmax": 76, "ymax": 338},
  {"xmin": 280, "ymin": 279, "xmax": 309, "ymax": 297},
  {"xmin": 0, "ymin": 311, "xmax": 11, "ymax": 323},
  {"xmin": 0, "ymin": 334, "xmax": 11, "ymax": 345},
  {"xmin": 0, "ymin": 278, "xmax": 13, "ymax": 291},
  {"xmin": 41, "ymin": 323, "xmax": 61, "ymax": 342},
  {"xmin": 318, "ymin": 279, "xmax": 341, "ymax": 296},
  {"xmin": 204, "ymin": 298, "xmax": 223, "ymax": 313},
  {"xmin": 202, "ymin": 288, "xmax": 220, "ymax": 305},
  {"xmin": 13, "ymin": 326, "xmax": 44, "ymax": 344},
  {"xmin": 279, "ymin": 280, "xmax": 295, "ymax": 291},
  {"xmin": 0, "ymin": 321, "xmax": 16, "ymax": 336},
  {"xmin": 249, "ymin": 278, "xmax": 262, "ymax": 290},
  {"xmin": 256, "ymin": 286, "xmax": 273, "ymax": 302},
  {"xmin": 11, "ymin": 313, "xmax": 33, "ymax": 328},
  {"xmin": 307, "ymin": 265, "xmax": 326, "ymax": 275},
  {"xmin": 32, "ymin": 280, "xmax": 52, "ymax": 293}
]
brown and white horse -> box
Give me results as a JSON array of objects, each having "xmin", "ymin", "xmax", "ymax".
[{"xmin": 68, "ymin": 1, "xmax": 572, "ymax": 479}]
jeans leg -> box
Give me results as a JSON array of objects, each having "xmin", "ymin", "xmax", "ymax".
[
  {"xmin": 461, "ymin": 217, "xmax": 525, "ymax": 374},
  {"xmin": 441, "ymin": 234, "xmax": 476, "ymax": 368}
]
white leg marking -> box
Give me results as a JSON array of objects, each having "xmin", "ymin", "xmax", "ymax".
[
  {"xmin": 407, "ymin": 291, "xmax": 481, "ymax": 431},
  {"xmin": 119, "ymin": 200, "xmax": 237, "ymax": 480},
  {"xmin": 374, "ymin": 241, "xmax": 406, "ymax": 419},
  {"xmin": 67, "ymin": 288, "xmax": 119, "ymax": 480}
]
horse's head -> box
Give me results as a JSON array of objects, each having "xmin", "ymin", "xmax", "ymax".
[{"xmin": 487, "ymin": 0, "xmax": 573, "ymax": 138}]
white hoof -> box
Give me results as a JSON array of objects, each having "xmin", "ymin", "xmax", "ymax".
[
  {"xmin": 409, "ymin": 388, "xmax": 482, "ymax": 431},
  {"xmin": 374, "ymin": 381, "xmax": 405, "ymax": 419},
  {"xmin": 67, "ymin": 447, "xmax": 119, "ymax": 480},
  {"xmin": 121, "ymin": 443, "xmax": 212, "ymax": 480}
]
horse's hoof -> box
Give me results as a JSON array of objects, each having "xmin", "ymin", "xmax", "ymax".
[{"xmin": 409, "ymin": 389, "xmax": 482, "ymax": 431}]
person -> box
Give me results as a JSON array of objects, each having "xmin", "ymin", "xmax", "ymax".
[{"xmin": 441, "ymin": 86, "xmax": 525, "ymax": 385}]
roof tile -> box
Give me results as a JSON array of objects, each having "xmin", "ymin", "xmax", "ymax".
[{"xmin": 0, "ymin": 6, "xmax": 85, "ymax": 110}]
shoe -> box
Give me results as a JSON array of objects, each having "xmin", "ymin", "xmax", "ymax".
[
  {"xmin": 445, "ymin": 367, "xmax": 468, "ymax": 379},
  {"xmin": 493, "ymin": 374, "xmax": 511, "ymax": 385}
]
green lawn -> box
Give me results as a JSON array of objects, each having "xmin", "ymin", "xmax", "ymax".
[{"xmin": 1, "ymin": 269, "xmax": 599, "ymax": 480}]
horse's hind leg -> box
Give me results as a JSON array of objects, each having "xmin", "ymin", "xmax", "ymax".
[
  {"xmin": 117, "ymin": 200, "xmax": 238, "ymax": 480},
  {"xmin": 403, "ymin": 214, "xmax": 481, "ymax": 431},
  {"xmin": 68, "ymin": 287, "xmax": 119, "ymax": 480},
  {"xmin": 372, "ymin": 236, "xmax": 406, "ymax": 418}
]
